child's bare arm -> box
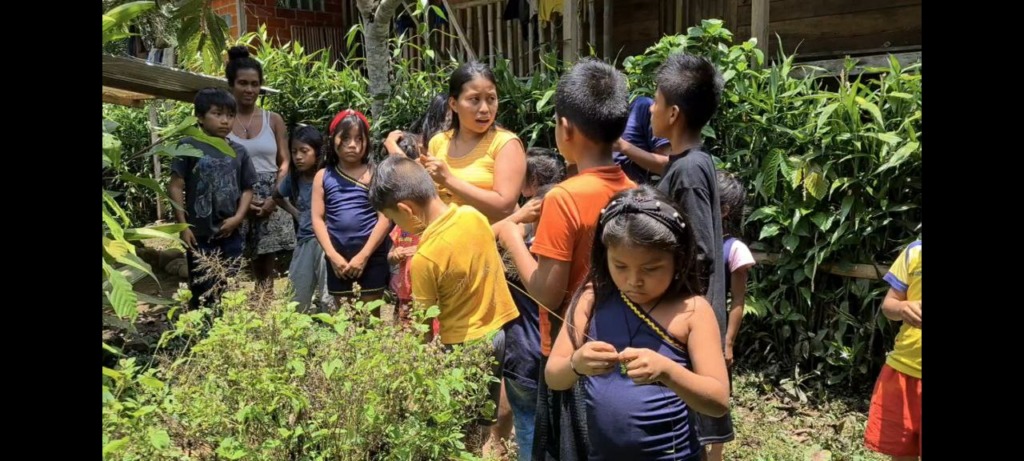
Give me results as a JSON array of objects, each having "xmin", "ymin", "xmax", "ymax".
[
  {"xmin": 724, "ymin": 265, "xmax": 751, "ymax": 366},
  {"xmin": 881, "ymin": 288, "xmax": 921, "ymax": 328},
  {"xmin": 545, "ymin": 288, "xmax": 619, "ymax": 390},
  {"xmin": 615, "ymin": 138, "xmax": 672, "ymax": 175},
  {"xmin": 636, "ymin": 299, "xmax": 729, "ymax": 417},
  {"xmin": 271, "ymin": 186, "xmax": 300, "ymax": 219},
  {"xmin": 168, "ymin": 174, "xmax": 196, "ymax": 248}
]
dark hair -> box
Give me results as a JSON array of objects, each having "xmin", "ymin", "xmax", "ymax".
[
  {"xmin": 327, "ymin": 114, "xmax": 371, "ymax": 166},
  {"xmin": 368, "ymin": 155, "xmax": 439, "ymax": 211},
  {"xmin": 655, "ymin": 53, "xmax": 723, "ymax": 133},
  {"xmin": 554, "ymin": 58, "xmax": 629, "ymax": 145},
  {"xmin": 447, "ymin": 61, "xmax": 497, "ymax": 134},
  {"xmin": 525, "ymin": 148, "xmax": 566, "ymax": 190},
  {"xmin": 226, "ymin": 45, "xmax": 264, "ymax": 86},
  {"xmin": 285, "ymin": 125, "xmax": 324, "ymax": 203},
  {"xmin": 397, "ymin": 131, "xmax": 422, "ymax": 159},
  {"xmin": 534, "ymin": 183, "xmax": 556, "ymax": 200},
  {"xmin": 566, "ymin": 186, "xmax": 702, "ymax": 349},
  {"xmin": 412, "ymin": 94, "xmax": 451, "ymax": 151},
  {"xmin": 193, "ymin": 88, "xmax": 237, "ymax": 117},
  {"xmin": 717, "ymin": 170, "xmax": 746, "ymax": 238}
]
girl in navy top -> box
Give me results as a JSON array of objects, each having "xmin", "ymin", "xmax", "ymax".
[
  {"xmin": 312, "ymin": 109, "xmax": 392, "ymax": 313},
  {"xmin": 545, "ymin": 186, "xmax": 730, "ymax": 460}
]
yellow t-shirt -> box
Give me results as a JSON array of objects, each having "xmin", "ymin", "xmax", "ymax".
[
  {"xmin": 410, "ymin": 204, "xmax": 519, "ymax": 344},
  {"xmin": 883, "ymin": 241, "xmax": 922, "ymax": 378},
  {"xmin": 427, "ymin": 128, "xmax": 522, "ymax": 207}
]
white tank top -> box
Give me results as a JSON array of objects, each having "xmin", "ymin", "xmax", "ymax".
[{"xmin": 228, "ymin": 109, "xmax": 279, "ymax": 174}]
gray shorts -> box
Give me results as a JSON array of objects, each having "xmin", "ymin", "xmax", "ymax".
[{"xmin": 288, "ymin": 237, "xmax": 332, "ymax": 313}]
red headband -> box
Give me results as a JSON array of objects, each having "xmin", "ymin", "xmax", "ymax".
[{"xmin": 329, "ymin": 109, "xmax": 370, "ymax": 133}]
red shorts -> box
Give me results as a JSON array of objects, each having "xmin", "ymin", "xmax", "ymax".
[{"xmin": 865, "ymin": 364, "xmax": 921, "ymax": 457}]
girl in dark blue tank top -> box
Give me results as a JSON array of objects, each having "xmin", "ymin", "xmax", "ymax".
[
  {"xmin": 312, "ymin": 110, "xmax": 393, "ymax": 309},
  {"xmin": 543, "ymin": 186, "xmax": 731, "ymax": 460}
]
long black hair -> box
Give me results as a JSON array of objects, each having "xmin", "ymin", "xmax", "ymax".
[
  {"xmin": 286, "ymin": 125, "xmax": 324, "ymax": 203},
  {"xmin": 447, "ymin": 61, "xmax": 497, "ymax": 135},
  {"xmin": 566, "ymin": 186, "xmax": 703, "ymax": 349},
  {"xmin": 326, "ymin": 114, "xmax": 371, "ymax": 168},
  {"xmin": 717, "ymin": 170, "xmax": 746, "ymax": 238}
]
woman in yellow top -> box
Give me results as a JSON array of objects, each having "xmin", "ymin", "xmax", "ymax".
[{"xmin": 420, "ymin": 62, "xmax": 527, "ymax": 223}]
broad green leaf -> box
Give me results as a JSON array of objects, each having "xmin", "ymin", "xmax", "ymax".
[
  {"xmin": 149, "ymin": 429, "xmax": 171, "ymax": 449},
  {"xmin": 782, "ymin": 234, "xmax": 800, "ymax": 252},
  {"xmin": 816, "ymin": 103, "xmax": 840, "ymax": 133},
  {"xmin": 103, "ymin": 260, "xmax": 138, "ymax": 320},
  {"xmin": 139, "ymin": 375, "xmax": 165, "ymax": 391},
  {"xmin": 120, "ymin": 173, "xmax": 166, "ymax": 197},
  {"xmin": 536, "ymin": 89, "xmax": 554, "ymax": 112},
  {"xmin": 759, "ymin": 223, "xmax": 782, "ymax": 239},
  {"xmin": 761, "ymin": 149, "xmax": 783, "ymax": 197},
  {"xmin": 804, "ymin": 172, "xmax": 828, "ymax": 200},
  {"xmin": 103, "ymin": 437, "xmax": 130, "ymax": 456},
  {"xmin": 178, "ymin": 126, "xmax": 236, "ymax": 157}
]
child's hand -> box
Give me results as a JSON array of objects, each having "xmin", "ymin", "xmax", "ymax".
[
  {"xmin": 901, "ymin": 300, "xmax": 922, "ymax": 329},
  {"xmin": 512, "ymin": 197, "xmax": 543, "ymax": 224},
  {"xmin": 344, "ymin": 254, "xmax": 368, "ymax": 279},
  {"xmin": 570, "ymin": 341, "xmax": 621, "ymax": 376},
  {"xmin": 181, "ymin": 228, "xmax": 198, "ymax": 250},
  {"xmin": 401, "ymin": 246, "xmax": 417, "ymax": 258},
  {"xmin": 619, "ymin": 347, "xmax": 671, "ymax": 385},
  {"xmin": 216, "ymin": 216, "xmax": 242, "ymax": 238},
  {"xmin": 255, "ymin": 199, "xmax": 277, "ymax": 218},
  {"xmin": 329, "ymin": 254, "xmax": 349, "ymax": 279},
  {"xmin": 494, "ymin": 221, "xmax": 525, "ymax": 249},
  {"xmin": 384, "ymin": 130, "xmax": 405, "ymax": 156},
  {"xmin": 419, "ymin": 154, "xmax": 451, "ymax": 185},
  {"xmin": 725, "ymin": 344, "xmax": 734, "ymax": 368}
]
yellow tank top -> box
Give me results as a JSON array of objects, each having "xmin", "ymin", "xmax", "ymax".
[{"xmin": 427, "ymin": 127, "xmax": 522, "ymax": 206}]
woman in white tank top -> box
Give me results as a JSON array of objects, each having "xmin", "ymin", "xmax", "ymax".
[{"xmin": 225, "ymin": 45, "xmax": 296, "ymax": 293}]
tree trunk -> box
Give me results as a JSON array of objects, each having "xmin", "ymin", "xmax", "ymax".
[{"xmin": 356, "ymin": 0, "xmax": 403, "ymax": 120}]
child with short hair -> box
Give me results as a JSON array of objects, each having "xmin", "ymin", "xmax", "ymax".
[{"xmin": 168, "ymin": 88, "xmax": 257, "ymax": 310}]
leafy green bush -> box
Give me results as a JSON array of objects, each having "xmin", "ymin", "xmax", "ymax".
[{"xmin": 103, "ymin": 287, "xmax": 496, "ymax": 460}]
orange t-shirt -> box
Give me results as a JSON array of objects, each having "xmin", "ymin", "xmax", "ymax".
[{"xmin": 530, "ymin": 165, "xmax": 635, "ymax": 356}]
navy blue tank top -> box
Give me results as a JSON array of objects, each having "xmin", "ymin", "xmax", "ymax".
[
  {"xmin": 322, "ymin": 166, "xmax": 385, "ymax": 257},
  {"xmin": 583, "ymin": 291, "xmax": 702, "ymax": 460}
]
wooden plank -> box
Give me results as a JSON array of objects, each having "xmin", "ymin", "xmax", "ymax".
[
  {"xmin": 515, "ymin": 18, "xmax": 524, "ymax": 76},
  {"xmin": 528, "ymin": 15, "xmax": 535, "ymax": 71},
  {"xmin": 476, "ymin": 5, "xmax": 485, "ymax": 60},
  {"xmin": 487, "ymin": 2, "xmax": 495, "ymax": 67},
  {"xmin": 735, "ymin": 0, "xmax": 920, "ymax": 26},
  {"xmin": 588, "ymin": 0, "xmax": 596, "ymax": 50},
  {"xmin": 506, "ymin": 19, "xmax": 515, "ymax": 74},
  {"xmin": 442, "ymin": 0, "xmax": 477, "ymax": 61},
  {"xmin": 738, "ymin": 5, "xmax": 921, "ymax": 58},
  {"xmin": 751, "ymin": 0, "xmax": 769, "ymax": 54},
  {"xmin": 562, "ymin": 0, "xmax": 577, "ymax": 63},
  {"xmin": 603, "ymin": 0, "xmax": 612, "ymax": 61},
  {"xmin": 751, "ymin": 252, "xmax": 887, "ymax": 280},
  {"xmin": 791, "ymin": 51, "xmax": 921, "ymax": 78},
  {"xmin": 495, "ymin": 0, "xmax": 504, "ymax": 57},
  {"xmin": 675, "ymin": 0, "xmax": 684, "ymax": 34}
]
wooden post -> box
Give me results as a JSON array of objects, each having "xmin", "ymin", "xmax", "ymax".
[
  {"xmin": 476, "ymin": 5, "xmax": 485, "ymax": 60},
  {"xmin": 603, "ymin": 0, "xmax": 612, "ymax": 61},
  {"xmin": 562, "ymin": 0, "xmax": 577, "ymax": 63},
  {"xmin": 675, "ymin": 0, "xmax": 684, "ymax": 34},
  {"xmin": 487, "ymin": 2, "xmax": 495, "ymax": 67},
  {"xmin": 506, "ymin": 19, "xmax": 515, "ymax": 74},
  {"xmin": 752, "ymin": 0, "xmax": 769, "ymax": 57},
  {"xmin": 515, "ymin": 18, "xmax": 524, "ymax": 76},
  {"xmin": 528, "ymin": 16, "xmax": 535, "ymax": 71},
  {"xmin": 442, "ymin": 0, "xmax": 477, "ymax": 61},
  {"xmin": 588, "ymin": 0, "xmax": 596, "ymax": 52},
  {"xmin": 496, "ymin": 2, "xmax": 504, "ymax": 58}
]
